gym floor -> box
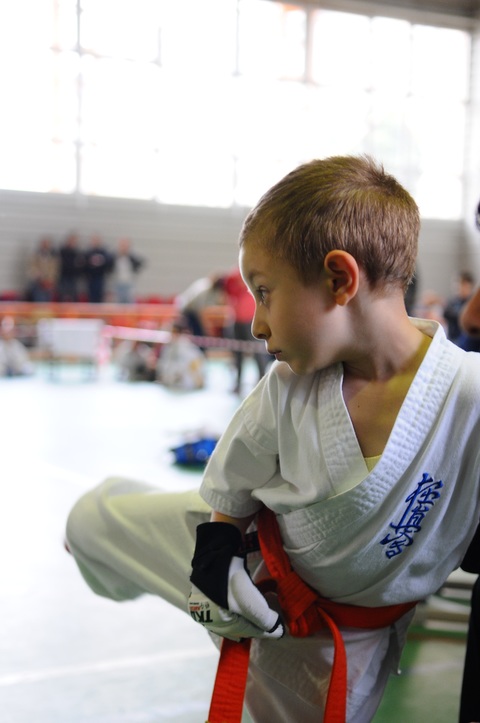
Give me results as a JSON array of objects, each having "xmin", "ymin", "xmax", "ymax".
[{"xmin": 1, "ymin": 356, "xmax": 474, "ymax": 722}]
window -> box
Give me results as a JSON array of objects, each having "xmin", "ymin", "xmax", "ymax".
[{"xmin": 0, "ymin": 0, "xmax": 471, "ymax": 219}]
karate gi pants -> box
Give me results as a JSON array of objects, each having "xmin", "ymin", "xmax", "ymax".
[{"xmin": 66, "ymin": 477, "xmax": 408, "ymax": 723}]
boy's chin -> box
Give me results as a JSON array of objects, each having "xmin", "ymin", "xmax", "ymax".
[{"xmin": 286, "ymin": 359, "xmax": 316, "ymax": 376}]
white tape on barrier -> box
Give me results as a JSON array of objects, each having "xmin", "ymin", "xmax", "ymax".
[{"xmin": 102, "ymin": 325, "xmax": 268, "ymax": 354}]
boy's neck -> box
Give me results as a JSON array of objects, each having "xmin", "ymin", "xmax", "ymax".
[
  {"xmin": 342, "ymin": 294, "xmax": 427, "ymax": 383},
  {"xmin": 341, "ymin": 308, "xmax": 432, "ymax": 458}
]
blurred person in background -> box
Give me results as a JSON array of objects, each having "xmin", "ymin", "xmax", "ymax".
[
  {"xmin": 112, "ymin": 238, "xmax": 145, "ymax": 304},
  {"xmin": 0, "ymin": 317, "xmax": 33, "ymax": 377},
  {"xmin": 156, "ymin": 318, "xmax": 205, "ymax": 391},
  {"xmin": 25, "ymin": 236, "xmax": 58, "ymax": 302},
  {"xmin": 57, "ymin": 232, "xmax": 84, "ymax": 302},
  {"xmin": 84, "ymin": 235, "xmax": 113, "ymax": 303},
  {"xmin": 443, "ymin": 271, "xmax": 478, "ymax": 349},
  {"xmin": 176, "ymin": 273, "xmax": 227, "ymax": 338},
  {"xmin": 224, "ymin": 266, "xmax": 272, "ymax": 393},
  {"xmin": 114, "ymin": 340, "xmax": 157, "ymax": 382}
]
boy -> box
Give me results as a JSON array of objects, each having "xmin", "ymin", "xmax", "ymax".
[{"xmin": 66, "ymin": 156, "xmax": 480, "ymax": 722}]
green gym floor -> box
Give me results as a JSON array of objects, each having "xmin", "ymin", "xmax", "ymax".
[{"xmin": 1, "ymin": 357, "xmax": 474, "ymax": 722}]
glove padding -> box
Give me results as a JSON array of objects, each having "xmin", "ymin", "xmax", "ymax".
[{"xmin": 189, "ymin": 522, "xmax": 284, "ymax": 641}]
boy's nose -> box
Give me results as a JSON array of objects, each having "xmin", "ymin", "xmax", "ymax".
[
  {"xmin": 251, "ymin": 315, "xmax": 269, "ymax": 341},
  {"xmin": 460, "ymin": 287, "xmax": 480, "ymax": 337}
]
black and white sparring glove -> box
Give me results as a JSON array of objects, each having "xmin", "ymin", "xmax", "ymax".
[{"xmin": 188, "ymin": 522, "xmax": 284, "ymax": 642}]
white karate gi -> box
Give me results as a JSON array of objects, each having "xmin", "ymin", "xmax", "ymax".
[{"xmin": 66, "ymin": 319, "xmax": 480, "ymax": 722}]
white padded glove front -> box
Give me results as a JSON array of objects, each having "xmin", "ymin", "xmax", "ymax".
[{"xmin": 188, "ymin": 523, "xmax": 283, "ymax": 641}]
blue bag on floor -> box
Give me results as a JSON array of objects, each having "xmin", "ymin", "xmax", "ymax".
[{"xmin": 170, "ymin": 437, "xmax": 218, "ymax": 466}]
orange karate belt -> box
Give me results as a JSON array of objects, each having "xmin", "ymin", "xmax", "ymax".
[{"xmin": 206, "ymin": 506, "xmax": 417, "ymax": 723}]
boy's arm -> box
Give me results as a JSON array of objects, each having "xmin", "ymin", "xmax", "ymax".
[
  {"xmin": 188, "ymin": 509, "xmax": 284, "ymax": 641},
  {"xmin": 210, "ymin": 509, "xmax": 255, "ymax": 534}
]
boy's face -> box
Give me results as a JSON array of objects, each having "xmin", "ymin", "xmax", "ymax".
[{"xmin": 239, "ymin": 240, "xmax": 340, "ymax": 375}]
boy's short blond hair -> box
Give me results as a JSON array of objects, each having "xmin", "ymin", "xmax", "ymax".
[{"xmin": 240, "ymin": 155, "xmax": 419, "ymax": 291}]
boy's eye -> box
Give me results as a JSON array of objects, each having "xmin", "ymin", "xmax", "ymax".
[{"xmin": 256, "ymin": 287, "xmax": 268, "ymax": 303}]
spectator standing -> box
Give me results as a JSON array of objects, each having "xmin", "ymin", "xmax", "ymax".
[
  {"xmin": 25, "ymin": 236, "xmax": 59, "ymax": 302},
  {"xmin": 57, "ymin": 232, "xmax": 83, "ymax": 302},
  {"xmin": 443, "ymin": 271, "xmax": 476, "ymax": 346},
  {"xmin": 112, "ymin": 238, "xmax": 144, "ymax": 304},
  {"xmin": 84, "ymin": 235, "xmax": 113, "ymax": 303}
]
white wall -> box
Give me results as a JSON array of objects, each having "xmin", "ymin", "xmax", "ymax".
[
  {"xmin": 0, "ymin": 190, "xmax": 247, "ymax": 300},
  {"xmin": 416, "ymin": 219, "xmax": 477, "ymax": 302},
  {"xmin": 0, "ymin": 188, "xmax": 476, "ymax": 305}
]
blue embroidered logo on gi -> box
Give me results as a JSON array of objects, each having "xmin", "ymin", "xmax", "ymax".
[{"xmin": 379, "ymin": 473, "xmax": 443, "ymax": 559}]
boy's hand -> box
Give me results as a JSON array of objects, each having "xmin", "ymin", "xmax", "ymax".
[
  {"xmin": 188, "ymin": 522, "xmax": 284, "ymax": 641},
  {"xmin": 188, "ymin": 582, "xmax": 283, "ymax": 641}
]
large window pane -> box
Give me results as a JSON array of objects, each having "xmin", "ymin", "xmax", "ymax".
[
  {"xmin": 366, "ymin": 94, "xmax": 414, "ymax": 170},
  {"xmin": 307, "ymin": 87, "xmax": 370, "ymax": 158},
  {"xmin": 155, "ymin": 76, "xmax": 237, "ymax": 204},
  {"xmin": 51, "ymin": 0, "xmax": 78, "ymax": 50},
  {"xmin": 0, "ymin": 50, "xmax": 78, "ymax": 143},
  {"xmin": 0, "ymin": 0, "xmax": 56, "ymax": 53},
  {"xmin": 406, "ymin": 96, "xmax": 466, "ymax": 176},
  {"xmin": 50, "ymin": 51, "xmax": 80, "ymax": 142},
  {"xmin": 159, "ymin": 0, "xmax": 237, "ymax": 76},
  {"xmin": 0, "ymin": 141, "xmax": 76, "ymax": 193},
  {"xmin": 235, "ymin": 157, "xmax": 296, "ymax": 208},
  {"xmin": 81, "ymin": 56, "xmax": 161, "ymax": 148},
  {"xmin": 229, "ymin": 78, "xmax": 308, "ymax": 158},
  {"xmin": 415, "ymin": 173, "xmax": 463, "ymax": 219},
  {"xmin": 239, "ymin": 0, "xmax": 306, "ymax": 79},
  {"xmin": 412, "ymin": 25, "xmax": 470, "ymax": 100},
  {"xmin": 0, "ymin": 0, "xmax": 471, "ymax": 219},
  {"xmin": 80, "ymin": 0, "xmax": 162, "ymax": 61},
  {"xmin": 370, "ymin": 17, "xmax": 411, "ymax": 94},
  {"xmin": 80, "ymin": 145, "xmax": 157, "ymax": 199},
  {"xmin": 157, "ymin": 152, "xmax": 235, "ymax": 207},
  {"xmin": 311, "ymin": 11, "xmax": 370, "ymax": 88}
]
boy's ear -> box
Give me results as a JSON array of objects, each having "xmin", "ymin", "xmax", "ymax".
[{"xmin": 323, "ymin": 250, "xmax": 359, "ymax": 306}]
